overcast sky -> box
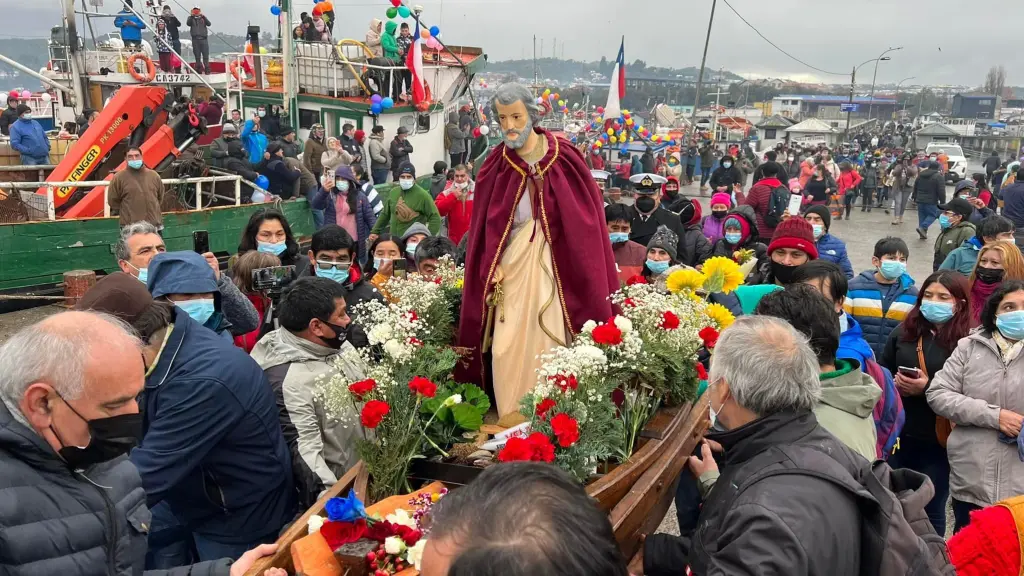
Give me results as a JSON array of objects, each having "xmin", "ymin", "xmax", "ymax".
[{"xmin": 6, "ymin": 0, "xmax": 1016, "ymax": 87}]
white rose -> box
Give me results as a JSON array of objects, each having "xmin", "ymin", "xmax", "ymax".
[
  {"xmin": 443, "ymin": 394, "xmax": 463, "ymax": 407},
  {"xmin": 581, "ymin": 320, "xmax": 597, "ymax": 334},
  {"xmin": 307, "ymin": 515, "xmax": 325, "ymax": 534},
  {"xmin": 368, "ymin": 324, "xmax": 392, "ymax": 344},
  {"xmin": 384, "ymin": 536, "xmax": 406, "ymax": 555},
  {"xmin": 613, "ymin": 316, "xmax": 633, "ymax": 333},
  {"xmin": 385, "ymin": 508, "xmax": 418, "ymax": 528},
  {"xmin": 383, "ymin": 339, "xmax": 404, "ymax": 359},
  {"xmin": 407, "ymin": 539, "xmax": 427, "ymax": 570}
]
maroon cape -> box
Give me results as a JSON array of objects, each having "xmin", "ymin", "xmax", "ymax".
[{"xmin": 456, "ymin": 128, "xmax": 619, "ymax": 385}]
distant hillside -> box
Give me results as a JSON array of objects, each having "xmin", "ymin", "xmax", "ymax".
[{"xmin": 485, "ymin": 57, "xmax": 744, "ymax": 84}]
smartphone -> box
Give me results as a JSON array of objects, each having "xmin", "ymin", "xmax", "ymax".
[
  {"xmin": 393, "ymin": 259, "xmax": 408, "ymax": 279},
  {"xmin": 192, "ymin": 230, "xmax": 210, "ymax": 254},
  {"xmin": 897, "ymin": 366, "xmax": 921, "ymax": 378},
  {"xmin": 787, "ymin": 193, "xmax": 803, "ymax": 216}
]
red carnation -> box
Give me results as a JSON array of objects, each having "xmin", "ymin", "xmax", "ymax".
[
  {"xmin": 535, "ymin": 398, "xmax": 557, "ymax": 420},
  {"xmin": 696, "ymin": 362, "xmax": 708, "ymax": 381},
  {"xmin": 400, "ymin": 528, "xmax": 423, "ymax": 546},
  {"xmin": 525, "ymin": 432, "xmax": 556, "ymax": 462},
  {"xmin": 660, "ymin": 310, "xmax": 681, "ymax": 330},
  {"xmin": 550, "ymin": 413, "xmax": 580, "ymax": 448},
  {"xmin": 591, "ymin": 321, "xmax": 623, "ymax": 346},
  {"xmin": 407, "ymin": 336, "xmax": 424, "ymax": 347},
  {"xmin": 405, "ymin": 310, "xmax": 419, "ymax": 322},
  {"xmin": 549, "ymin": 373, "xmax": 579, "ymax": 392},
  {"xmin": 360, "ymin": 400, "xmax": 390, "ymax": 428},
  {"xmin": 623, "ymin": 297, "xmax": 636, "ymax": 308},
  {"xmin": 699, "ymin": 326, "xmax": 720, "ymax": 348},
  {"xmin": 320, "ymin": 518, "xmax": 368, "ymax": 550},
  {"xmin": 408, "ymin": 376, "xmax": 437, "ymax": 398},
  {"xmin": 625, "ymin": 275, "xmax": 647, "ymax": 286},
  {"xmin": 497, "ymin": 436, "xmax": 533, "ymax": 462},
  {"xmin": 348, "ymin": 378, "xmax": 376, "ymax": 399}
]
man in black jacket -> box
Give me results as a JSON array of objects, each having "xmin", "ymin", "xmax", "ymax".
[
  {"xmin": 0, "ymin": 93, "xmax": 19, "ymax": 136},
  {"xmin": 628, "ymin": 173, "xmax": 684, "ymax": 248},
  {"xmin": 390, "ymin": 126, "xmax": 414, "ymax": 181},
  {"xmin": 708, "ymin": 154, "xmax": 744, "ymax": 194},
  {"xmin": 752, "ymin": 149, "xmax": 788, "ymax": 185},
  {"xmin": 913, "ymin": 161, "xmax": 946, "ymax": 239},
  {"xmin": 261, "ymin": 142, "xmax": 301, "ymax": 198},
  {"xmin": 643, "ymin": 316, "xmax": 865, "ymax": 576},
  {"xmin": 983, "ymin": 151, "xmax": 1000, "ymax": 184}
]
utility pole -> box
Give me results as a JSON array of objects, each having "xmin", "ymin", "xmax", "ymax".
[
  {"xmin": 708, "ymin": 70, "xmax": 728, "ymax": 142},
  {"xmin": 845, "ymin": 65, "xmax": 855, "ymax": 137},
  {"xmin": 532, "ymin": 35, "xmax": 538, "ymax": 95},
  {"xmin": 553, "ymin": 37, "xmax": 556, "ymax": 59},
  {"xmin": 690, "ymin": 0, "xmax": 717, "ymax": 136}
]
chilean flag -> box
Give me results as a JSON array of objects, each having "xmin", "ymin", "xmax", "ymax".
[
  {"xmin": 406, "ymin": 20, "xmax": 426, "ymax": 105},
  {"xmin": 604, "ymin": 37, "xmax": 626, "ymax": 121}
]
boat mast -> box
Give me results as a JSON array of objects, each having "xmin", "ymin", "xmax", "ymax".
[
  {"xmin": 59, "ymin": 0, "xmax": 89, "ymax": 109},
  {"xmin": 532, "ymin": 35, "xmax": 537, "ymax": 96},
  {"xmin": 280, "ymin": 0, "xmax": 297, "ymax": 120}
]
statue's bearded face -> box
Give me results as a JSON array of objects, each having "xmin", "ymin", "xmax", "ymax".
[{"xmin": 495, "ymin": 100, "xmax": 533, "ymax": 150}]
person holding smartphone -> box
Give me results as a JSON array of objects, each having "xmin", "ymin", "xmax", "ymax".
[{"xmin": 881, "ymin": 270, "xmax": 972, "ymax": 536}]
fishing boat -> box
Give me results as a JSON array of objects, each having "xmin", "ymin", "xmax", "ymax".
[{"xmin": 0, "ymin": 0, "xmax": 489, "ymax": 307}]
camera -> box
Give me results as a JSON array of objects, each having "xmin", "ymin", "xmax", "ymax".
[{"xmin": 252, "ymin": 265, "xmax": 297, "ymax": 299}]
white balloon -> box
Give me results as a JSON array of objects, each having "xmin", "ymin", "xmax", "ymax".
[
  {"xmin": 0, "ymin": 93, "xmax": 6, "ymax": 102},
  {"xmin": 40, "ymin": 93, "xmax": 52, "ymax": 103},
  {"xmin": 479, "ymin": 125, "xmax": 490, "ymax": 135}
]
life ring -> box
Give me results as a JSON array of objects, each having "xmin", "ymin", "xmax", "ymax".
[
  {"xmin": 127, "ymin": 53, "xmax": 156, "ymax": 83},
  {"xmin": 229, "ymin": 60, "xmax": 257, "ymax": 88}
]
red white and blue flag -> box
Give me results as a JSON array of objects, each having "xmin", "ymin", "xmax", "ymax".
[
  {"xmin": 604, "ymin": 37, "xmax": 626, "ymax": 120},
  {"xmin": 406, "ymin": 20, "xmax": 426, "ymax": 104}
]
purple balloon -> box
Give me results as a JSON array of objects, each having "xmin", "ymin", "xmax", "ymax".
[{"xmin": 371, "ymin": 94, "xmax": 383, "ymax": 104}]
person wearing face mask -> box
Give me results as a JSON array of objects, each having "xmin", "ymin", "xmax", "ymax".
[
  {"xmin": 701, "ymin": 192, "xmax": 732, "ymax": 244},
  {"xmin": 941, "ymin": 214, "xmax": 1015, "ymax": 275},
  {"xmin": 238, "ymin": 208, "xmax": 308, "ymax": 275},
  {"xmin": 304, "ymin": 224, "xmax": 383, "ymax": 328},
  {"xmin": 880, "ymin": 270, "xmax": 971, "ymax": 535},
  {"xmin": 782, "ymin": 151, "xmax": 802, "ymax": 180},
  {"xmin": 913, "ymin": 161, "xmax": 947, "ymax": 240},
  {"xmin": 241, "ymin": 109, "xmax": 270, "ymax": 164},
  {"xmin": 208, "ymin": 121, "xmax": 238, "ymax": 169},
  {"xmin": 928, "ymin": 280, "xmax": 1024, "ymax": 533},
  {"xmin": 367, "ymin": 162, "xmax": 441, "ymax": 246},
  {"xmin": 804, "ymin": 205, "xmax": 853, "ymax": 279},
  {"xmin": 364, "ymin": 233, "xmax": 403, "ymax": 300},
  {"xmin": 641, "ymin": 225, "xmax": 684, "ymax": 291},
  {"xmin": 303, "ymin": 123, "xmax": 328, "ymax": 175},
  {"xmin": 932, "ymin": 198, "xmax": 977, "ymax": 271},
  {"xmin": 968, "ymin": 240, "xmax": 1024, "ymax": 324},
  {"xmin": 709, "ymin": 205, "xmax": 767, "ymax": 283},
  {"xmin": 147, "ymin": 251, "xmax": 241, "ymax": 343},
  {"xmin": 605, "ymin": 203, "xmax": 647, "ymax": 282},
  {"xmin": 0, "ymin": 309, "xmax": 288, "ymax": 576},
  {"xmin": 754, "ymin": 217, "xmax": 818, "ymax": 288},
  {"xmin": 251, "ymin": 276, "xmax": 369, "ymax": 509},
  {"xmin": 660, "ymin": 175, "xmax": 682, "ymax": 203},
  {"xmin": 845, "ymin": 237, "xmax": 918, "ymax": 358},
  {"xmin": 708, "ymin": 154, "xmax": 743, "ymax": 195},
  {"xmin": 668, "ymin": 197, "xmax": 712, "ymax": 268},
  {"xmin": 401, "ymin": 222, "xmax": 431, "ymax": 267},
  {"xmin": 230, "ymin": 250, "xmax": 281, "ymax": 353},
  {"xmin": 627, "ymin": 173, "xmax": 683, "ymax": 248},
  {"xmin": 8, "ymin": 103, "xmax": 49, "ymax": 166},
  {"xmin": 860, "ymin": 157, "xmax": 881, "ymax": 213},
  {"xmin": 436, "ymin": 163, "xmax": 475, "ymax": 244},
  {"xmin": 108, "ymin": 146, "xmax": 165, "ymax": 229},
  {"xmin": 311, "ymin": 165, "xmax": 374, "ymax": 256}
]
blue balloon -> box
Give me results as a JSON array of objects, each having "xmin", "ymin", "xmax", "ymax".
[
  {"xmin": 370, "ymin": 103, "xmax": 383, "ymax": 115},
  {"xmin": 255, "ymin": 175, "xmax": 270, "ymax": 189},
  {"xmin": 269, "ymin": 5, "xmax": 280, "ymax": 15},
  {"xmin": 429, "ymin": 26, "xmax": 440, "ymax": 37},
  {"xmin": 381, "ymin": 97, "xmax": 394, "ymax": 109},
  {"xmin": 620, "ymin": 146, "xmax": 628, "ymax": 153},
  {"xmin": 371, "ymin": 94, "xmax": 383, "ymax": 104}
]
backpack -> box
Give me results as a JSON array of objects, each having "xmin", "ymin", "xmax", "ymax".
[
  {"xmin": 863, "ymin": 358, "xmax": 905, "ymax": 460},
  {"xmin": 444, "ymin": 123, "xmax": 453, "ymax": 152},
  {"xmin": 763, "ymin": 184, "xmax": 791, "ymax": 228},
  {"xmin": 745, "ymin": 446, "xmax": 955, "ymax": 576}
]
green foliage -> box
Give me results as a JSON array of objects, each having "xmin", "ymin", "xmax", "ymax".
[{"xmin": 420, "ymin": 382, "xmax": 490, "ymax": 452}]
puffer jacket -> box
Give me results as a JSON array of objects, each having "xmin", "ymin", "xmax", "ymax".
[
  {"xmin": 927, "ymin": 331, "xmax": 1024, "ymax": 508},
  {"xmin": 251, "ymin": 329, "xmax": 366, "ymax": 509},
  {"xmin": 932, "ymin": 221, "xmax": 976, "ymax": 271},
  {"xmin": 939, "ymin": 237, "xmax": 982, "ymax": 275},
  {"xmin": 844, "ymin": 270, "xmax": 918, "ymax": 358},
  {"xmin": 913, "ymin": 168, "xmax": 946, "ymax": 205},
  {"xmin": 0, "ymin": 402, "xmax": 232, "ymax": 575},
  {"xmin": 816, "ymin": 232, "xmax": 854, "ymax": 278}
]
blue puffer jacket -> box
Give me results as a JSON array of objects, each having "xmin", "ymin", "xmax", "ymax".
[
  {"xmin": 312, "ymin": 168, "xmax": 376, "ymax": 244},
  {"xmin": 844, "ymin": 270, "xmax": 918, "ymax": 358},
  {"xmin": 9, "ymin": 118, "xmax": 49, "ymax": 160},
  {"xmin": 241, "ymin": 119, "xmax": 269, "ymax": 165},
  {"xmin": 838, "ymin": 313, "xmax": 874, "ymax": 368},
  {"xmin": 816, "ymin": 232, "xmax": 854, "ymax": 279},
  {"xmin": 131, "ymin": 307, "xmax": 296, "ymax": 544}
]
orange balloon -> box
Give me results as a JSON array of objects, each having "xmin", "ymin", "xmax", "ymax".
[
  {"xmin": 244, "ymin": 43, "xmax": 253, "ymax": 53},
  {"xmin": 421, "ymin": 29, "xmax": 431, "ymax": 39}
]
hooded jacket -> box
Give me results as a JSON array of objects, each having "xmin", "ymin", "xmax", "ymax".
[
  {"xmin": 240, "ymin": 119, "xmax": 269, "ymax": 165},
  {"xmin": 365, "ymin": 18, "xmax": 382, "ymax": 56},
  {"xmin": 251, "ymin": 329, "xmax": 365, "ymax": 509},
  {"xmin": 131, "ymin": 307, "xmax": 296, "ymax": 544},
  {"xmin": 147, "ymin": 251, "xmax": 235, "ymax": 340},
  {"xmin": 839, "ymin": 313, "xmax": 874, "ymax": 368},
  {"xmin": 381, "ymin": 21, "xmax": 400, "ymax": 60},
  {"xmin": 708, "ymin": 155, "xmax": 744, "ymax": 191},
  {"xmin": 311, "ymin": 168, "xmax": 376, "ymax": 242},
  {"xmin": 939, "ymin": 237, "xmax": 983, "ymax": 276},
  {"xmin": 9, "ymin": 117, "xmax": 49, "ymax": 160},
  {"xmin": 0, "ymin": 402, "xmax": 233, "ymax": 576},
  {"xmin": 932, "ymin": 220, "xmax": 976, "ymax": 271},
  {"xmin": 913, "ymin": 167, "xmax": 945, "ymax": 205},
  {"xmin": 368, "ymin": 133, "xmax": 390, "ymax": 170},
  {"xmin": 816, "ymin": 359, "xmax": 881, "ymax": 462},
  {"xmin": 370, "ymin": 179, "xmax": 441, "ymax": 237},
  {"xmin": 710, "ymin": 204, "xmax": 766, "ymax": 261},
  {"xmin": 446, "ymin": 112, "xmax": 468, "ymax": 155},
  {"xmin": 844, "ymin": 270, "xmax": 918, "ymax": 357}
]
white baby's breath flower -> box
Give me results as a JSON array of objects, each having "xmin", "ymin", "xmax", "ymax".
[{"xmin": 581, "ymin": 320, "xmax": 597, "ymax": 334}]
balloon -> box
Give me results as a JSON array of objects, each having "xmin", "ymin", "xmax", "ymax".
[
  {"xmin": 40, "ymin": 93, "xmax": 52, "ymax": 103},
  {"xmin": 371, "ymin": 94, "xmax": 383, "ymax": 104},
  {"xmin": 426, "ymin": 37, "xmax": 440, "ymax": 49},
  {"xmin": 381, "ymin": 97, "xmax": 394, "ymax": 109},
  {"xmin": 260, "ymin": 47, "xmax": 268, "ymax": 54},
  {"xmin": 269, "ymin": 5, "xmax": 280, "ymax": 15},
  {"xmin": 621, "ymin": 146, "xmax": 629, "ymax": 153},
  {"xmin": 606, "ymin": 128, "xmax": 614, "ymax": 135},
  {"xmin": 20, "ymin": 90, "xmax": 30, "ymax": 98},
  {"xmin": 397, "ymin": 5, "xmax": 410, "ymax": 17},
  {"xmin": 557, "ymin": 100, "xmax": 564, "ymax": 107},
  {"xmin": 609, "ymin": 136, "xmax": 617, "ymax": 144},
  {"xmin": 391, "ymin": 0, "xmax": 401, "ymax": 6},
  {"xmin": 536, "ymin": 97, "xmax": 544, "ymax": 105},
  {"xmin": 255, "ymin": 175, "xmax": 270, "ymax": 190},
  {"xmin": 371, "ymin": 102, "xmax": 383, "ymax": 114},
  {"xmin": 596, "ymin": 106, "xmax": 604, "ymax": 114},
  {"xmin": 543, "ymin": 89, "xmax": 551, "ymax": 97},
  {"xmin": 548, "ymin": 94, "xmax": 555, "ymax": 101},
  {"xmin": 472, "ymin": 127, "xmax": 481, "ymax": 138},
  {"xmin": 386, "ymin": 7, "xmax": 398, "ymax": 18},
  {"xmin": 626, "ymin": 118, "xmax": 634, "ymax": 126},
  {"xmin": 480, "ymin": 125, "xmax": 490, "ymax": 135},
  {"xmin": 421, "ymin": 29, "xmax": 430, "ymax": 38},
  {"xmin": 652, "ymin": 135, "xmax": 660, "ymax": 142},
  {"xmin": 594, "ymin": 140, "xmax": 603, "ymax": 147},
  {"xmin": 429, "ymin": 25, "xmax": 440, "ymax": 36}
]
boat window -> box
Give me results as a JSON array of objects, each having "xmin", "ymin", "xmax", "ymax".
[
  {"xmin": 400, "ymin": 115, "xmax": 418, "ymax": 134},
  {"xmin": 416, "ymin": 113, "xmax": 431, "ymax": 133},
  {"xmin": 298, "ymin": 109, "xmax": 321, "ymax": 130}
]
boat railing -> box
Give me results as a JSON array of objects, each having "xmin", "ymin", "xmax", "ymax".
[{"xmin": 0, "ymin": 175, "xmax": 243, "ymax": 221}]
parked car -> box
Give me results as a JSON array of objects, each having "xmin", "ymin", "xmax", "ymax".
[{"xmin": 925, "ymin": 142, "xmax": 967, "ymax": 182}]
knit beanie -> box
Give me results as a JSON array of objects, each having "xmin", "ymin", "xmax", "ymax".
[
  {"xmin": 75, "ymin": 272, "xmax": 153, "ymax": 325},
  {"xmin": 398, "ymin": 162, "xmax": 416, "ymax": 178},
  {"xmin": 646, "ymin": 225, "xmax": 679, "ymax": 262},
  {"xmin": 710, "ymin": 192, "xmax": 732, "ymax": 208},
  {"xmin": 804, "ymin": 204, "xmax": 832, "ymax": 232},
  {"xmin": 401, "ymin": 222, "xmax": 431, "ymax": 242},
  {"xmin": 723, "ymin": 215, "xmax": 750, "ymax": 244},
  {"xmin": 767, "ymin": 218, "xmax": 818, "ymax": 259},
  {"xmin": 948, "ymin": 504, "xmax": 1021, "ymax": 576}
]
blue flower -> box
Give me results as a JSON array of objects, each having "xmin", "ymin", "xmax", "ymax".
[{"xmin": 325, "ymin": 490, "xmax": 367, "ymax": 523}]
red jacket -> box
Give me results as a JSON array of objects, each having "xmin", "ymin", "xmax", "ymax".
[
  {"xmin": 743, "ymin": 177, "xmax": 783, "ymax": 239},
  {"xmin": 435, "ymin": 184, "xmax": 474, "ymax": 244},
  {"xmin": 837, "ymin": 170, "xmax": 863, "ymax": 195},
  {"xmin": 233, "ymin": 292, "xmax": 270, "ymax": 353}
]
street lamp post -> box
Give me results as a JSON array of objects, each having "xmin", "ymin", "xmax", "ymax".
[
  {"xmin": 690, "ymin": 0, "xmax": 717, "ymax": 136},
  {"xmin": 894, "ymin": 76, "xmax": 916, "ymax": 121},
  {"xmin": 846, "ymin": 58, "xmax": 884, "ymax": 137},
  {"xmin": 868, "ymin": 46, "xmax": 903, "ymax": 120}
]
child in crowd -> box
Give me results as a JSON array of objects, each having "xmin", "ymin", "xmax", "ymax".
[
  {"xmin": 231, "ymin": 250, "xmax": 281, "ymax": 353},
  {"xmin": 844, "ymin": 237, "xmax": 918, "ymax": 358}
]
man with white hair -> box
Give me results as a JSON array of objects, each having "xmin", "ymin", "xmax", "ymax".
[
  {"xmin": 456, "ymin": 82, "xmax": 620, "ymax": 420},
  {"xmin": 0, "ymin": 311, "xmax": 283, "ymax": 575},
  {"xmin": 643, "ymin": 315, "xmax": 866, "ymax": 575}
]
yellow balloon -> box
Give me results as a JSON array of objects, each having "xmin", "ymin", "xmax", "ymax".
[
  {"xmin": 607, "ymin": 128, "xmax": 614, "ymax": 135},
  {"xmin": 543, "ymin": 89, "xmax": 551, "ymax": 97},
  {"xmin": 609, "ymin": 136, "xmax": 617, "ymax": 144},
  {"xmin": 629, "ymin": 136, "xmax": 635, "ymax": 142},
  {"xmin": 652, "ymin": 135, "xmax": 660, "ymax": 142},
  {"xmin": 259, "ymin": 47, "xmax": 268, "ymax": 54},
  {"xmin": 595, "ymin": 140, "xmax": 603, "ymax": 147},
  {"xmin": 558, "ymin": 100, "xmax": 564, "ymax": 107},
  {"xmin": 626, "ymin": 118, "xmax": 634, "ymax": 126},
  {"xmin": 619, "ymin": 132, "xmax": 626, "ymax": 139}
]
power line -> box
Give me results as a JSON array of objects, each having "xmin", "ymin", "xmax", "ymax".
[{"xmin": 719, "ymin": 0, "xmax": 847, "ymax": 77}]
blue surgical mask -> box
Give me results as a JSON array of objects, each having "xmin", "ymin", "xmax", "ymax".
[
  {"xmin": 812, "ymin": 224, "xmax": 824, "ymax": 239},
  {"xmin": 175, "ymin": 298, "xmax": 215, "ymax": 326},
  {"xmin": 405, "ymin": 242, "xmax": 419, "ymax": 256},
  {"xmin": 127, "ymin": 262, "xmax": 147, "ymax": 284},
  {"xmin": 258, "ymin": 110, "xmax": 266, "ymax": 117},
  {"xmin": 938, "ymin": 215, "xmax": 951, "ymax": 229},
  {"xmin": 399, "ymin": 179, "xmax": 414, "ymax": 191},
  {"xmin": 646, "ymin": 259, "xmax": 670, "ymax": 274},
  {"xmin": 337, "ymin": 180, "xmax": 350, "ymax": 192},
  {"xmin": 725, "ymin": 232, "xmax": 742, "ymax": 245},
  {"xmin": 374, "ymin": 257, "xmax": 390, "ymax": 271},
  {"xmin": 920, "ymin": 300, "xmax": 955, "ymax": 324},
  {"xmin": 257, "ymin": 240, "xmax": 287, "ymax": 256},
  {"xmin": 315, "ymin": 265, "xmax": 350, "ymax": 284},
  {"xmin": 722, "ymin": 162, "xmax": 732, "ymax": 169},
  {"xmin": 127, "ymin": 159, "xmax": 144, "ymax": 170},
  {"xmin": 879, "ymin": 260, "xmax": 906, "ymax": 280},
  {"xmin": 996, "ymin": 310, "xmax": 1024, "ymax": 341},
  {"xmin": 609, "ymin": 232, "xmax": 629, "ymax": 244}
]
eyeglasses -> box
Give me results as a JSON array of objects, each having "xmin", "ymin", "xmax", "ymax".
[{"xmin": 316, "ymin": 259, "xmax": 351, "ymax": 270}]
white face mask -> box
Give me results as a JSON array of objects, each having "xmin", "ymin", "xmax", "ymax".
[
  {"xmin": 455, "ymin": 181, "xmax": 468, "ymax": 189},
  {"xmin": 709, "ymin": 386, "xmax": 720, "ymax": 428},
  {"xmin": 21, "ymin": 113, "xmax": 32, "ymax": 120},
  {"xmin": 399, "ymin": 178, "xmax": 414, "ymax": 191}
]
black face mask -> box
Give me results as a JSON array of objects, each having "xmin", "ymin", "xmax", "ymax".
[
  {"xmin": 51, "ymin": 394, "xmax": 143, "ymax": 470},
  {"xmin": 665, "ymin": 187, "xmax": 679, "ymax": 198},
  {"xmin": 319, "ymin": 320, "xmax": 348, "ymax": 350},
  {"xmin": 635, "ymin": 197, "xmax": 656, "ymax": 214},
  {"xmin": 976, "ymin": 266, "xmax": 1005, "ymax": 286},
  {"xmin": 711, "ymin": 210, "xmax": 728, "ymax": 220},
  {"xmin": 770, "ymin": 260, "xmax": 799, "ymax": 285}
]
